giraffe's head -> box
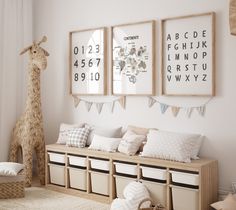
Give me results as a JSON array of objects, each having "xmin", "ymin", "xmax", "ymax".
[{"xmin": 20, "ymin": 36, "xmax": 49, "ymax": 70}]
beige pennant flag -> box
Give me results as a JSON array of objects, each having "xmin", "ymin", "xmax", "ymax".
[
  {"xmin": 85, "ymin": 101, "xmax": 93, "ymax": 112},
  {"xmin": 118, "ymin": 96, "xmax": 126, "ymax": 109},
  {"xmin": 148, "ymin": 97, "xmax": 156, "ymax": 108},
  {"xmin": 96, "ymin": 103, "xmax": 104, "ymax": 114},
  {"xmin": 110, "ymin": 101, "xmax": 115, "ymax": 113},
  {"xmin": 171, "ymin": 106, "xmax": 180, "ymax": 117},
  {"xmin": 73, "ymin": 95, "xmax": 81, "ymax": 108},
  {"xmin": 196, "ymin": 105, "xmax": 206, "ymax": 116}
]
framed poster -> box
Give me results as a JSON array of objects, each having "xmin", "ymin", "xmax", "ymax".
[
  {"xmin": 112, "ymin": 20, "xmax": 155, "ymax": 95},
  {"xmin": 161, "ymin": 12, "xmax": 215, "ymax": 96},
  {"xmin": 69, "ymin": 27, "xmax": 107, "ymax": 95}
]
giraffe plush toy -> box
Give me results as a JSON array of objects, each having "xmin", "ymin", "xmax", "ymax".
[{"xmin": 9, "ymin": 36, "xmax": 49, "ymax": 187}]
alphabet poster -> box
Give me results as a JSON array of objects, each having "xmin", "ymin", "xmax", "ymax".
[{"xmin": 162, "ymin": 13, "xmax": 215, "ymax": 96}]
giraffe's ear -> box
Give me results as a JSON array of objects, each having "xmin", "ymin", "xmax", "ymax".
[
  {"xmin": 19, "ymin": 45, "xmax": 32, "ymax": 55},
  {"xmin": 42, "ymin": 48, "xmax": 49, "ymax": 56}
]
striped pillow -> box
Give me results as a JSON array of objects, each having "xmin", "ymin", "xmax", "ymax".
[{"xmin": 66, "ymin": 126, "xmax": 90, "ymax": 148}]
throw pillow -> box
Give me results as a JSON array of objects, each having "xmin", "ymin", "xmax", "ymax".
[
  {"xmin": 56, "ymin": 123, "xmax": 84, "ymax": 144},
  {"xmin": 211, "ymin": 193, "xmax": 236, "ymax": 210},
  {"xmin": 66, "ymin": 126, "xmax": 90, "ymax": 148},
  {"xmin": 0, "ymin": 162, "xmax": 24, "ymax": 176},
  {"xmin": 141, "ymin": 130, "xmax": 201, "ymax": 163},
  {"xmin": 118, "ymin": 130, "xmax": 146, "ymax": 155},
  {"xmin": 88, "ymin": 134, "xmax": 121, "ymax": 152},
  {"xmin": 127, "ymin": 125, "xmax": 150, "ymax": 136},
  {"xmin": 86, "ymin": 125, "xmax": 122, "ymax": 146}
]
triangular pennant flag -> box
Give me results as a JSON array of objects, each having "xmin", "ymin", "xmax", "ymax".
[
  {"xmin": 110, "ymin": 101, "xmax": 115, "ymax": 113},
  {"xmin": 96, "ymin": 103, "xmax": 104, "ymax": 114},
  {"xmin": 171, "ymin": 106, "xmax": 180, "ymax": 117},
  {"xmin": 185, "ymin": 107, "xmax": 193, "ymax": 118},
  {"xmin": 196, "ymin": 105, "xmax": 206, "ymax": 116},
  {"xmin": 72, "ymin": 95, "xmax": 81, "ymax": 108},
  {"xmin": 148, "ymin": 97, "xmax": 156, "ymax": 108},
  {"xmin": 160, "ymin": 103, "xmax": 169, "ymax": 114},
  {"xmin": 118, "ymin": 96, "xmax": 126, "ymax": 109},
  {"xmin": 85, "ymin": 101, "xmax": 93, "ymax": 112}
]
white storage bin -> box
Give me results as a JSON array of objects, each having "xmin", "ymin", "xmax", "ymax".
[
  {"xmin": 68, "ymin": 155, "xmax": 87, "ymax": 167},
  {"xmin": 170, "ymin": 171, "xmax": 199, "ymax": 186},
  {"xmin": 114, "ymin": 162, "xmax": 138, "ymax": 176},
  {"xmin": 68, "ymin": 168, "xmax": 87, "ymax": 191},
  {"xmin": 90, "ymin": 172, "xmax": 109, "ymax": 196},
  {"xmin": 114, "ymin": 175, "xmax": 136, "ymax": 198},
  {"xmin": 172, "ymin": 185, "xmax": 199, "ymax": 210},
  {"xmin": 141, "ymin": 179, "xmax": 167, "ymax": 206},
  {"xmin": 49, "ymin": 164, "xmax": 65, "ymax": 186},
  {"xmin": 90, "ymin": 158, "xmax": 110, "ymax": 171},
  {"xmin": 141, "ymin": 166, "xmax": 167, "ymax": 181},
  {"xmin": 48, "ymin": 152, "xmax": 65, "ymax": 164}
]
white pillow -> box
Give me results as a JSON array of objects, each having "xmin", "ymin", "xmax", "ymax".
[
  {"xmin": 56, "ymin": 123, "xmax": 84, "ymax": 144},
  {"xmin": 0, "ymin": 162, "xmax": 24, "ymax": 176},
  {"xmin": 118, "ymin": 130, "xmax": 146, "ymax": 155},
  {"xmin": 66, "ymin": 126, "xmax": 90, "ymax": 148},
  {"xmin": 141, "ymin": 130, "xmax": 201, "ymax": 163},
  {"xmin": 86, "ymin": 125, "xmax": 122, "ymax": 146},
  {"xmin": 191, "ymin": 135, "xmax": 204, "ymax": 159},
  {"xmin": 88, "ymin": 134, "xmax": 121, "ymax": 152}
]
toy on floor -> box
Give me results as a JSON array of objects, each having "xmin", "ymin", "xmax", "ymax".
[{"xmin": 9, "ymin": 36, "xmax": 49, "ymax": 187}]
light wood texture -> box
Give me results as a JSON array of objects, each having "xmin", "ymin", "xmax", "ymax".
[
  {"xmin": 230, "ymin": 0, "xmax": 236, "ymax": 35},
  {"xmin": 45, "ymin": 144, "xmax": 218, "ymax": 210}
]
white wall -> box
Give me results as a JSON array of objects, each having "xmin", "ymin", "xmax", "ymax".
[{"xmin": 33, "ymin": 0, "xmax": 236, "ymax": 192}]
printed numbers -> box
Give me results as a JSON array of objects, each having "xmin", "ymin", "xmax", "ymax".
[
  {"xmin": 73, "ymin": 44, "xmax": 100, "ymax": 55},
  {"xmin": 73, "ymin": 72, "xmax": 100, "ymax": 82},
  {"xmin": 73, "ymin": 58, "xmax": 101, "ymax": 68}
]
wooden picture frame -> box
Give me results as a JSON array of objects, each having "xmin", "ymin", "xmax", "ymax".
[
  {"xmin": 161, "ymin": 12, "xmax": 215, "ymax": 96},
  {"xmin": 69, "ymin": 27, "xmax": 107, "ymax": 95},
  {"xmin": 112, "ymin": 20, "xmax": 155, "ymax": 95}
]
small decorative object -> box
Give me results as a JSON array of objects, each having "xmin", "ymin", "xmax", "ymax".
[
  {"xmin": 9, "ymin": 36, "xmax": 49, "ymax": 187},
  {"xmin": 70, "ymin": 27, "xmax": 107, "ymax": 95},
  {"xmin": 211, "ymin": 193, "xmax": 236, "ymax": 210},
  {"xmin": 112, "ymin": 20, "xmax": 155, "ymax": 95},
  {"xmin": 161, "ymin": 12, "xmax": 215, "ymax": 96},
  {"xmin": 230, "ymin": 0, "xmax": 236, "ymax": 35}
]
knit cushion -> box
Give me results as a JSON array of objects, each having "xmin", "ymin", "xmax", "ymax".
[{"xmin": 0, "ymin": 162, "xmax": 24, "ymax": 176}]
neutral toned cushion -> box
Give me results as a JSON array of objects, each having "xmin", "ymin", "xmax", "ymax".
[
  {"xmin": 191, "ymin": 136, "xmax": 204, "ymax": 159},
  {"xmin": 66, "ymin": 126, "xmax": 90, "ymax": 148},
  {"xmin": 211, "ymin": 193, "xmax": 236, "ymax": 210},
  {"xmin": 127, "ymin": 125, "xmax": 149, "ymax": 135},
  {"xmin": 57, "ymin": 123, "xmax": 84, "ymax": 144},
  {"xmin": 141, "ymin": 130, "xmax": 201, "ymax": 163},
  {"xmin": 88, "ymin": 134, "xmax": 121, "ymax": 152},
  {"xmin": 86, "ymin": 125, "xmax": 122, "ymax": 146},
  {"xmin": 118, "ymin": 130, "xmax": 146, "ymax": 155},
  {"xmin": 0, "ymin": 162, "xmax": 24, "ymax": 176}
]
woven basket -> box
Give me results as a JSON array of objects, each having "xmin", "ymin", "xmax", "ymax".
[
  {"xmin": 138, "ymin": 198, "xmax": 165, "ymax": 210},
  {"xmin": 0, "ymin": 172, "xmax": 25, "ymax": 199}
]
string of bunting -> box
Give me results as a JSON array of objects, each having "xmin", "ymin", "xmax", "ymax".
[
  {"xmin": 72, "ymin": 95, "xmax": 126, "ymax": 114},
  {"xmin": 148, "ymin": 96, "xmax": 213, "ymax": 118}
]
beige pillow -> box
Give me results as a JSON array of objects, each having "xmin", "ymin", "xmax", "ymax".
[
  {"xmin": 127, "ymin": 125, "xmax": 149, "ymax": 135},
  {"xmin": 211, "ymin": 193, "xmax": 236, "ymax": 210}
]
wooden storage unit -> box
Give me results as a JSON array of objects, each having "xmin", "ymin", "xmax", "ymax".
[{"xmin": 45, "ymin": 144, "xmax": 218, "ymax": 209}]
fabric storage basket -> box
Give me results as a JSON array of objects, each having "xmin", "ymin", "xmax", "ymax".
[
  {"xmin": 48, "ymin": 152, "xmax": 65, "ymax": 164},
  {"xmin": 68, "ymin": 168, "xmax": 87, "ymax": 190},
  {"xmin": 0, "ymin": 174, "xmax": 25, "ymax": 199},
  {"xmin": 141, "ymin": 179, "xmax": 167, "ymax": 207},
  {"xmin": 114, "ymin": 162, "xmax": 138, "ymax": 176},
  {"xmin": 114, "ymin": 175, "xmax": 137, "ymax": 198},
  {"xmin": 141, "ymin": 166, "xmax": 167, "ymax": 181},
  {"xmin": 171, "ymin": 185, "xmax": 199, "ymax": 210},
  {"xmin": 90, "ymin": 171, "xmax": 109, "ymax": 196},
  {"xmin": 49, "ymin": 164, "xmax": 65, "ymax": 186},
  {"xmin": 170, "ymin": 171, "xmax": 199, "ymax": 186},
  {"xmin": 89, "ymin": 158, "xmax": 110, "ymax": 171},
  {"xmin": 68, "ymin": 155, "xmax": 86, "ymax": 167}
]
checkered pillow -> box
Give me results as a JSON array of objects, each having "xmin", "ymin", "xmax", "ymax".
[{"xmin": 66, "ymin": 126, "xmax": 90, "ymax": 148}]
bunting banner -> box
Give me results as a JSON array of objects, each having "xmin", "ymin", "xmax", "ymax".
[
  {"xmin": 148, "ymin": 97, "xmax": 212, "ymax": 118},
  {"xmin": 72, "ymin": 96, "xmax": 126, "ymax": 114}
]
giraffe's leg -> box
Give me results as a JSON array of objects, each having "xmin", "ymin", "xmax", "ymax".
[
  {"xmin": 22, "ymin": 145, "xmax": 33, "ymax": 187},
  {"xmin": 35, "ymin": 142, "xmax": 45, "ymax": 185},
  {"xmin": 9, "ymin": 139, "xmax": 19, "ymax": 162}
]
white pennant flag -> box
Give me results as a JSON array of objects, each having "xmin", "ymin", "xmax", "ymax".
[
  {"xmin": 148, "ymin": 97, "xmax": 156, "ymax": 108},
  {"xmin": 110, "ymin": 101, "xmax": 115, "ymax": 113},
  {"xmin": 160, "ymin": 103, "xmax": 169, "ymax": 114},
  {"xmin": 85, "ymin": 101, "xmax": 93, "ymax": 112},
  {"xmin": 73, "ymin": 95, "xmax": 81, "ymax": 108},
  {"xmin": 118, "ymin": 96, "xmax": 126, "ymax": 109},
  {"xmin": 171, "ymin": 106, "xmax": 180, "ymax": 117},
  {"xmin": 185, "ymin": 107, "xmax": 193, "ymax": 118},
  {"xmin": 196, "ymin": 105, "xmax": 206, "ymax": 116},
  {"xmin": 96, "ymin": 103, "xmax": 104, "ymax": 114}
]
